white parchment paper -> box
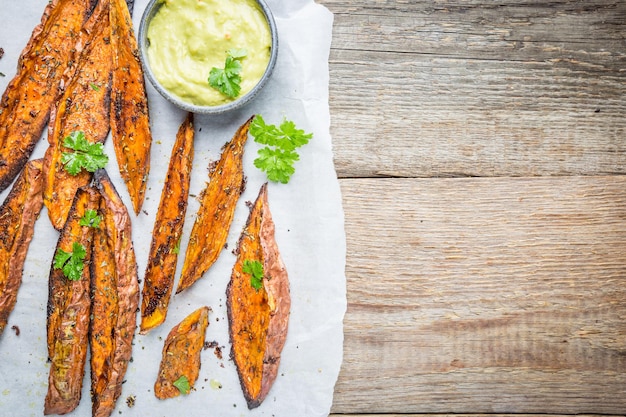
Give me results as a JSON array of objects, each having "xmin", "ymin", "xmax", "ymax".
[{"xmin": 0, "ymin": 1, "xmax": 346, "ymax": 416}]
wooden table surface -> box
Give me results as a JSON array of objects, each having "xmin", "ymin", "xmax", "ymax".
[{"xmin": 318, "ymin": 1, "xmax": 626, "ymax": 416}]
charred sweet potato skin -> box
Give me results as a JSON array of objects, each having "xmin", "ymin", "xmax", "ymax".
[
  {"xmin": 0, "ymin": 0, "xmax": 95, "ymax": 193},
  {"xmin": 43, "ymin": 0, "xmax": 113, "ymax": 230},
  {"xmin": 91, "ymin": 168, "xmax": 140, "ymax": 417},
  {"xmin": 140, "ymin": 114, "xmax": 194, "ymax": 334},
  {"xmin": 110, "ymin": 0, "xmax": 152, "ymax": 215},
  {"xmin": 227, "ymin": 183, "xmax": 290, "ymax": 409},
  {"xmin": 177, "ymin": 117, "xmax": 253, "ymax": 294},
  {"xmin": 0, "ymin": 159, "xmax": 44, "ymax": 335},
  {"xmin": 89, "ymin": 197, "xmax": 119, "ymax": 417},
  {"xmin": 154, "ymin": 306, "xmax": 210, "ymax": 399},
  {"xmin": 45, "ymin": 187, "xmax": 99, "ymax": 415}
]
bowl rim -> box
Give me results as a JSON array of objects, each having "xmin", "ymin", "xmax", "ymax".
[{"xmin": 137, "ymin": 0, "xmax": 279, "ymax": 115}]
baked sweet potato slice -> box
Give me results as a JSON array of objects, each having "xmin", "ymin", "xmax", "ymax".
[
  {"xmin": 45, "ymin": 186, "xmax": 99, "ymax": 415},
  {"xmin": 89, "ymin": 198, "xmax": 118, "ymax": 417},
  {"xmin": 176, "ymin": 117, "xmax": 252, "ymax": 294},
  {"xmin": 140, "ymin": 114, "xmax": 194, "ymax": 334},
  {"xmin": 154, "ymin": 306, "xmax": 210, "ymax": 399},
  {"xmin": 0, "ymin": 0, "xmax": 96, "ymax": 193},
  {"xmin": 42, "ymin": 0, "xmax": 113, "ymax": 230},
  {"xmin": 90, "ymin": 168, "xmax": 140, "ymax": 417},
  {"xmin": 227, "ymin": 183, "xmax": 290, "ymax": 409},
  {"xmin": 0, "ymin": 159, "xmax": 44, "ymax": 336},
  {"xmin": 110, "ymin": 0, "xmax": 152, "ymax": 215}
]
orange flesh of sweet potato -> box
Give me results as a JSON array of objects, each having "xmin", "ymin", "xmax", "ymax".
[
  {"xmin": 0, "ymin": 159, "xmax": 44, "ymax": 335},
  {"xmin": 176, "ymin": 117, "xmax": 253, "ymax": 294},
  {"xmin": 0, "ymin": 0, "xmax": 95, "ymax": 193},
  {"xmin": 45, "ymin": 186, "xmax": 99, "ymax": 415},
  {"xmin": 42, "ymin": 0, "xmax": 113, "ymax": 231},
  {"xmin": 140, "ymin": 114, "xmax": 194, "ymax": 334},
  {"xmin": 89, "ymin": 198, "xmax": 119, "ymax": 417},
  {"xmin": 91, "ymin": 168, "xmax": 140, "ymax": 417},
  {"xmin": 110, "ymin": 0, "xmax": 152, "ymax": 215},
  {"xmin": 154, "ymin": 306, "xmax": 210, "ymax": 399},
  {"xmin": 227, "ymin": 183, "xmax": 290, "ymax": 409}
]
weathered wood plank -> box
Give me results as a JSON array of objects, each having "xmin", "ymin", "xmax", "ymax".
[
  {"xmin": 318, "ymin": 0, "xmax": 626, "ymax": 178},
  {"xmin": 332, "ymin": 176, "xmax": 626, "ymax": 414},
  {"xmin": 329, "ymin": 415, "xmax": 626, "ymax": 417}
]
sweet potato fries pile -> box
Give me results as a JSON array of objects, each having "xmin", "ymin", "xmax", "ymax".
[
  {"xmin": 1, "ymin": 0, "xmax": 151, "ymax": 218},
  {"xmin": 0, "ymin": 0, "xmax": 147, "ymax": 415},
  {"xmin": 0, "ymin": 0, "xmax": 293, "ymax": 413},
  {"xmin": 44, "ymin": 170, "xmax": 139, "ymax": 416}
]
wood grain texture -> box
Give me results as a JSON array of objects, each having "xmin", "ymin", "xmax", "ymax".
[
  {"xmin": 319, "ymin": 0, "xmax": 626, "ymax": 178},
  {"xmin": 318, "ymin": 0, "xmax": 626, "ymax": 415},
  {"xmin": 332, "ymin": 176, "xmax": 626, "ymax": 414},
  {"xmin": 329, "ymin": 415, "xmax": 626, "ymax": 417}
]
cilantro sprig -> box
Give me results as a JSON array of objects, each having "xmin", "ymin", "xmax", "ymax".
[
  {"xmin": 80, "ymin": 209, "xmax": 101, "ymax": 228},
  {"xmin": 208, "ymin": 48, "xmax": 247, "ymax": 98},
  {"xmin": 53, "ymin": 242, "xmax": 87, "ymax": 281},
  {"xmin": 173, "ymin": 375, "xmax": 191, "ymax": 395},
  {"xmin": 250, "ymin": 115, "xmax": 313, "ymax": 184},
  {"xmin": 243, "ymin": 259, "xmax": 264, "ymax": 291},
  {"xmin": 61, "ymin": 131, "xmax": 108, "ymax": 176}
]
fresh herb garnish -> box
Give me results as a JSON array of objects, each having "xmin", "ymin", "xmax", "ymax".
[
  {"xmin": 89, "ymin": 82, "xmax": 101, "ymax": 91},
  {"xmin": 250, "ymin": 115, "xmax": 313, "ymax": 183},
  {"xmin": 80, "ymin": 209, "xmax": 101, "ymax": 228},
  {"xmin": 61, "ymin": 131, "xmax": 108, "ymax": 175},
  {"xmin": 173, "ymin": 375, "xmax": 191, "ymax": 395},
  {"xmin": 171, "ymin": 237, "xmax": 181, "ymax": 255},
  {"xmin": 243, "ymin": 259, "xmax": 264, "ymax": 291},
  {"xmin": 208, "ymin": 48, "xmax": 247, "ymax": 98},
  {"xmin": 53, "ymin": 242, "xmax": 87, "ymax": 281}
]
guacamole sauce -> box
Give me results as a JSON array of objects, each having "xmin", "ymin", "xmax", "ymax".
[{"xmin": 147, "ymin": 0, "xmax": 272, "ymax": 107}]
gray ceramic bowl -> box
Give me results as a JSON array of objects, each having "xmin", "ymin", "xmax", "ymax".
[{"xmin": 138, "ymin": 0, "xmax": 278, "ymax": 114}]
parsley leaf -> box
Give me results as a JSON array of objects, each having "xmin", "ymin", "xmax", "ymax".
[
  {"xmin": 80, "ymin": 209, "xmax": 101, "ymax": 228},
  {"xmin": 228, "ymin": 48, "xmax": 248, "ymax": 59},
  {"xmin": 208, "ymin": 48, "xmax": 247, "ymax": 98},
  {"xmin": 254, "ymin": 147, "xmax": 298, "ymax": 184},
  {"xmin": 243, "ymin": 259, "xmax": 264, "ymax": 291},
  {"xmin": 53, "ymin": 242, "xmax": 87, "ymax": 281},
  {"xmin": 61, "ymin": 131, "xmax": 108, "ymax": 175},
  {"xmin": 250, "ymin": 115, "xmax": 313, "ymax": 184},
  {"xmin": 171, "ymin": 237, "xmax": 181, "ymax": 255},
  {"xmin": 173, "ymin": 375, "xmax": 191, "ymax": 395}
]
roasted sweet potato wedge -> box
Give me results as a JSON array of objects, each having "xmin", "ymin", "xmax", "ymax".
[
  {"xmin": 154, "ymin": 306, "xmax": 210, "ymax": 399},
  {"xmin": 89, "ymin": 198, "xmax": 118, "ymax": 417},
  {"xmin": 0, "ymin": 159, "xmax": 44, "ymax": 336},
  {"xmin": 90, "ymin": 168, "xmax": 140, "ymax": 417},
  {"xmin": 42, "ymin": 0, "xmax": 113, "ymax": 230},
  {"xmin": 0, "ymin": 0, "xmax": 96, "ymax": 193},
  {"xmin": 176, "ymin": 117, "xmax": 252, "ymax": 294},
  {"xmin": 110, "ymin": 0, "xmax": 152, "ymax": 215},
  {"xmin": 45, "ymin": 186, "xmax": 99, "ymax": 415},
  {"xmin": 140, "ymin": 114, "xmax": 194, "ymax": 334},
  {"xmin": 227, "ymin": 183, "xmax": 290, "ymax": 409}
]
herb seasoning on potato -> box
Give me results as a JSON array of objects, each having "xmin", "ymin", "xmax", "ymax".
[
  {"xmin": 227, "ymin": 183, "xmax": 290, "ymax": 409},
  {"xmin": 45, "ymin": 187, "xmax": 99, "ymax": 415},
  {"xmin": 42, "ymin": 0, "xmax": 113, "ymax": 230},
  {"xmin": 154, "ymin": 306, "xmax": 210, "ymax": 399},
  {"xmin": 0, "ymin": 0, "xmax": 95, "ymax": 193},
  {"xmin": 176, "ymin": 116, "xmax": 252, "ymax": 293},
  {"xmin": 140, "ymin": 113, "xmax": 194, "ymax": 334},
  {"xmin": 0, "ymin": 159, "xmax": 44, "ymax": 336},
  {"xmin": 90, "ymin": 168, "xmax": 140, "ymax": 417},
  {"xmin": 110, "ymin": 0, "xmax": 153, "ymax": 215}
]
